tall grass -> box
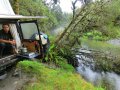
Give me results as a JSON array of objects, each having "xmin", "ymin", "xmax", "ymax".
[{"xmin": 81, "ymin": 38, "xmax": 120, "ymax": 57}]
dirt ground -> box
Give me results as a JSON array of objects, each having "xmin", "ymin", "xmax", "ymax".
[{"xmin": 0, "ymin": 67, "xmax": 28, "ymax": 90}]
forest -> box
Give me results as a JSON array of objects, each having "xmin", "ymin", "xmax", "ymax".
[{"xmin": 3, "ymin": 0, "xmax": 120, "ymax": 90}]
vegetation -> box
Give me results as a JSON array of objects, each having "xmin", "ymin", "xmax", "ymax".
[
  {"xmin": 10, "ymin": 0, "xmax": 69, "ymax": 33},
  {"xmin": 81, "ymin": 39, "xmax": 120, "ymax": 55},
  {"xmin": 17, "ymin": 60, "xmax": 104, "ymax": 90},
  {"xmin": 12, "ymin": 0, "xmax": 120, "ymax": 78},
  {"xmin": 82, "ymin": 30, "xmax": 108, "ymax": 41},
  {"xmin": 81, "ymin": 39, "xmax": 120, "ymax": 74},
  {"xmin": 44, "ymin": 43, "xmax": 78, "ymax": 67},
  {"xmin": 55, "ymin": 0, "xmax": 120, "ymax": 47},
  {"xmin": 9, "ymin": 0, "xmax": 120, "ymax": 89}
]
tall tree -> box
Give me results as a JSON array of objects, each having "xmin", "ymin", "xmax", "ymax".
[
  {"xmin": 80, "ymin": 0, "xmax": 92, "ymax": 5},
  {"xmin": 72, "ymin": 0, "xmax": 77, "ymax": 18},
  {"xmin": 55, "ymin": 0, "xmax": 120, "ymax": 47}
]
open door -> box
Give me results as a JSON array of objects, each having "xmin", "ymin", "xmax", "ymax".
[{"xmin": 19, "ymin": 20, "xmax": 43, "ymax": 57}]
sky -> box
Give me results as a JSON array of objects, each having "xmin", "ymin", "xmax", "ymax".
[
  {"xmin": 60, "ymin": 0, "xmax": 82, "ymax": 13},
  {"xmin": 45, "ymin": 0, "xmax": 81, "ymax": 13},
  {"xmin": 59, "ymin": 0, "xmax": 72, "ymax": 13}
]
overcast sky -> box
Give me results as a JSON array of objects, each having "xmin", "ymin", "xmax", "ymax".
[
  {"xmin": 60, "ymin": 0, "xmax": 81, "ymax": 13},
  {"xmin": 45, "ymin": 0, "xmax": 81, "ymax": 13},
  {"xmin": 60, "ymin": 0, "xmax": 72, "ymax": 13}
]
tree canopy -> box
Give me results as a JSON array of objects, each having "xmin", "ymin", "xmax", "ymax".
[{"xmin": 55, "ymin": 0, "xmax": 120, "ymax": 47}]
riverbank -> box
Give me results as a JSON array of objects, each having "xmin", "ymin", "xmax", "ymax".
[
  {"xmin": 81, "ymin": 39, "xmax": 120, "ymax": 73},
  {"xmin": 75, "ymin": 39, "xmax": 120, "ymax": 90},
  {"xmin": 16, "ymin": 60, "xmax": 103, "ymax": 90}
]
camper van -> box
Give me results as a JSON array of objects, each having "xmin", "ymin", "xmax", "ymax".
[{"xmin": 0, "ymin": 15, "xmax": 49, "ymax": 71}]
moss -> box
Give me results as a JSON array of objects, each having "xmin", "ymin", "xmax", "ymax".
[{"xmin": 57, "ymin": 60, "xmax": 75, "ymax": 72}]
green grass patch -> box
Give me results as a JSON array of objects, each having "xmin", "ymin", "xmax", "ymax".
[
  {"xmin": 17, "ymin": 60, "xmax": 104, "ymax": 90},
  {"xmin": 81, "ymin": 38, "xmax": 120, "ymax": 57}
]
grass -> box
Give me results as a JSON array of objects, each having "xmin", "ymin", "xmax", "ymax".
[
  {"xmin": 81, "ymin": 38, "xmax": 120, "ymax": 57},
  {"xmin": 17, "ymin": 60, "xmax": 104, "ymax": 90}
]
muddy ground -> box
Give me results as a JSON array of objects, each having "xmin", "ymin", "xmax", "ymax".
[{"xmin": 0, "ymin": 67, "xmax": 28, "ymax": 90}]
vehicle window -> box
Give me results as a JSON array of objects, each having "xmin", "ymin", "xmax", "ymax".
[{"xmin": 20, "ymin": 22, "xmax": 38, "ymax": 40}]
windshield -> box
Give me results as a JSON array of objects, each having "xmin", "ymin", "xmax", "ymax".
[{"xmin": 20, "ymin": 22, "xmax": 38, "ymax": 40}]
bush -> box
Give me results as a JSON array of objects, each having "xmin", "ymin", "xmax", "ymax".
[{"xmin": 83, "ymin": 30, "xmax": 107, "ymax": 41}]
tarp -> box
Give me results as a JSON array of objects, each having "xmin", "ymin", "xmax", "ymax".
[
  {"xmin": 0, "ymin": 0, "xmax": 47, "ymax": 19},
  {"xmin": 0, "ymin": 0, "xmax": 14, "ymax": 15}
]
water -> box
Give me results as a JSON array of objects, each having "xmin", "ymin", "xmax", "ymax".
[
  {"xmin": 76, "ymin": 49, "xmax": 120, "ymax": 90},
  {"xmin": 0, "ymin": 72, "xmax": 7, "ymax": 80},
  {"xmin": 51, "ymin": 26, "xmax": 64, "ymax": 36},
  {"xmin": 107, "ymin": 39, "xmax": 120, "ymax": 46}
]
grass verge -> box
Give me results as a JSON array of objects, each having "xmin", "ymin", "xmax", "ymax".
[{"xmin": 17, "ymin": 60, "xmax": 104, "ymax": 90}]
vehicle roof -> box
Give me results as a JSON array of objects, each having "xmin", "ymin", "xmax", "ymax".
[{"xmin": 0, "ymin": 14, "xmax": 46, "ymax": 19}]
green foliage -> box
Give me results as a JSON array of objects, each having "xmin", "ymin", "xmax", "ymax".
[
  {"xmin": 10, "ymin": 0, "xmax": 59, "ymax": 32},
  {"xmin": 82, "ymin": 38, "xmax": 120, "ymax": 53},
  {"xmin": 45, "ymin": 44, "xmax": 59, "ymax": 63},
  {"xmin": 83, "ymin": 30, "xmax": 108, "ymax": 41},
  {"xmin": 57, "ymin": 59, "xmax": 75, "ymax": 72},
  {"xmin": 17, "ymin": 61, "xmax": 104, "ymax": 90},
  {"xmin": 44, "ymin": 41, "xmax": 78, "ymax": 67},
  {"xmin": 58, "ymin": 0, "xmax": 120, "ymax": 47},
  {"xmin": 89, "ymin": 0, "xmax": 120, "ymax": 39},
  {"xmin": 105, "ymin": 24, "xmax": 120, "ymax": 38},
  {"xmin": 84, "ymin": 0, "xmax": 120, "ymax": 40}
]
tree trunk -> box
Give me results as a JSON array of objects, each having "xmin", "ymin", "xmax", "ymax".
[
  {"xmin": 55, "ymin": 6, "xmax": 86, "ymax": 45},
  {"xmin": 13, "ymin": 0, "xmax": 19, "ymax": 14}
]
